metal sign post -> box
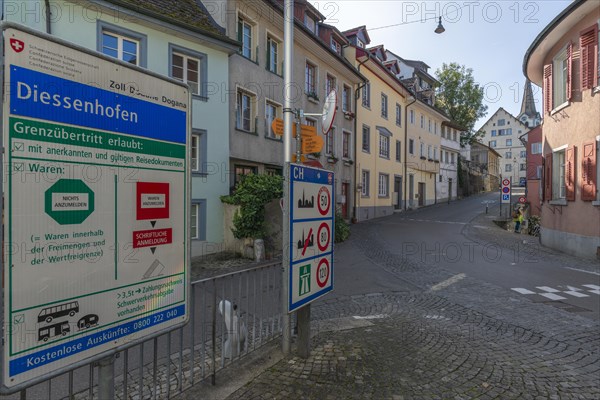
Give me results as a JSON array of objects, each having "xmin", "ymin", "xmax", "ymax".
[{"xmin": 1, "ymin": 23, "xmax": 190, "ymax": 392}]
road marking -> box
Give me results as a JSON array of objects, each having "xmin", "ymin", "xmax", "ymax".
[
  {"xmin": 564, "ymin": 291, "xmax": 589, "ymax": 298},
  {"xmin": 512, "ymin": 288, "xmax": 536, "ymax": 295},
  {"xmin": 536, "ymin": 286, "xmax": 560, "ymax": 293},
  {"xmin": 582, "ymin": 284, "xmax": 600, "ymax": 290},
  {"xmin": 589, "ymin": 290, "xmax": 600, "ymax": 295},
  {"xmin": 565, "ymin": 268, "xmax": 600, "ymax": 276},
  {"xmin": 353, "ymin": 314, "xmax": 388, "ymax": 320},
  {"xmin": 539, "ymin": 293, "xmax": 567, "ymax": 301},
  {"xmin": 429, "ymin": 273, "xmax": 466, "ymax": 291}
]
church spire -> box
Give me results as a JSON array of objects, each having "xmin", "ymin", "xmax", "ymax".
[{"xmin": 517, "ymin": 79, "xmax": 541, "ymax": 128}]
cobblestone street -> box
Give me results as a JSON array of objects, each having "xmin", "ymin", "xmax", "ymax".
[{"xmin": 219, "ymin": 198, "xmax": 600, "ymax": 399}]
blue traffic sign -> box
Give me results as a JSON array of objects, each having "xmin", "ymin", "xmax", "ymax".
[
  {"xmin": 502, "ymin": 187, "xmax": 510, "ymax": 194},
  {"xmin": 502, "ymin": 194, "xmax": 510, "ymax": 201}
]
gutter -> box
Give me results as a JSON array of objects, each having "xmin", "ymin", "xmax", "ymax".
[
  {"xmin": 404, "ymin": 96, "xmax": 417, "ymax": 211},
  {"xmin": 44, "ymin": 0, "xmax": 51, "ymax": 34},
  {"xmin": 352, "ymin": 48, "xmax": 370, "ymax": 222}
]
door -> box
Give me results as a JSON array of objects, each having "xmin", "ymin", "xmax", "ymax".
[
  {"xmin": 394, "ymin": 177, "xmax": 402, "ymax": 209},
  {"xmin": 341, "ymin": 182, "xmax": 349, "ymax": 218},
  {"xmin": 418, "ymin": 182, "xmax": 425, "ymax": 206},
  {"xmin": 409, "ymin": 175, "xmax": 414, "ymax": 208},
  {"xmin": 448, "ymin": 178, "xmax": 453, "ymax": 201}
]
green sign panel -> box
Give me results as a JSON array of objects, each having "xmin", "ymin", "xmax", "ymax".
[
  {"xmin": 44, "ymin": 179, "xmax": 95, "ymax": 225},
  {"xmin": 299, "ymin": 264, "xmax": 311, "ymax": 296}
]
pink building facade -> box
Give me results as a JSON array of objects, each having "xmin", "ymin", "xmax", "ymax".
[
  {"xmin": 523, "ymin": 126, "xmax": 543, "ymax": 216},
  {"xmin": 524, "ymin": 0, "xmax": 600, "ymax": 259}
]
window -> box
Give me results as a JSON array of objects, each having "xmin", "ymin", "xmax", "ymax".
[
  {"xmin": 505, "ymin": 151, "xmax": 512, "ymax": 158},
  {"xmin": 490, "ymin": 140, "xmax": 496, "ymax": 148},
  {"xmin": 379, "ymin": 134, "xmax": 390, "ymax": 158},
  {"xmin": 305, "ymin": 62, "xmax": 317, "ymax": 95},
  {"xmin": 265, "ymin": 167, "xmax": 282, "ymax": 176},
  {"xmin": 304, "ymin": 14, "xmax": 316, "ymax": 33},
  {"xmin": 236, "ymin": 89, "xmax": 254, "ymax": 132},
  {"xmin": 520, "ymin": 163, "xmax": 526, "ymax": 171},
  {"xmin": 553, "ymin": 47, "xmax": 569, "ymax": 107},
  {"xmin": 361, "ymin": 170, "xmax": 370, "ymax": 196},
  {"xmin": 420, "ymin": 114, "xmax": 424, "ymax": 129},
  {"xmin": 191, "ymin": 131, "xmax": 207, "ymax": 173},
  {"xmin": 553, "ymin": 149, "xmax": 566, "ymax": 199},
  {"xmin": 441, "ymin": 126, "xmax": 446, "ymax": 138},
  {"xmin": 362, "ymin": 82, "xmax": 370, "ymax": 107},
  {"xmin": 170, "ymin": 46, "xmax": 206, "ymax": 96},
  {"xmin": 452, "ymin": 131, "xmax": 457, "ymax": 142},
  {"xmin": 536, "ymin": 165, "xmax": 543, "ymax": 179},
  {"xmin": 378, "ymin": 174, "xmax": 389, "ymax": 197},
  {"xmin": 409, "ymin": 139, "xmax": 414, "ymax": 155},
  {"xmin": 396, "ymin": 140, "xmax": 401, "ymax": 162},
  {"xmin": 326, "ymin": 74, "xmax": 336, "ymax": 95},
  {"xmin": 99, "ymin": 23, "xmax": 146, "ymax": 66},
  {"xmin": 427, "ymin": 145, "xmax": 432, "ymax": 160},
  {"xmin": 420, "ymin": 142, "xmax": 425, "ymax": 158},
  {"xmin": 434, "ymin": 122, "xmax": 437, "ymax": 135},
  {"xmin": 326, "ymin": 127, "xmax": 335, "ymax": 155},
  {"xmin": 381, "ymin": 94, "xmax": 388, "ymax": 118},
  {"xmin": 520, "ymin": 150, "xmax": 527, "ymax": 158},
  {"xmin": 506, "ymin": 139, "xmax": 512, "ymax": 146},
  {"xmin": 343, "ymin": 131, "xmax": 351, "ymax": 158},
  {"xmin": 507, "ymin": 128, "xmax": 513, "ymax": 136},
  {"xmin": 444, "ymin": 151, "xmax": 449, "ymax": 163},
  {"xmin": 499, "ymin": 129, "xmax": 506, "ymax": 136},
  {"xmin": 409, "ymin": 110, "xmax": 415, "ymax": 124},
  {"xmin": 191, "ymin": 203, "xmax": 199, "ymax": 239},
  {"xmin": 505, "ymin": 164, "xmax": 512, "ymax": 172},
  {"xmin": 451, "ymin": 153, "xmax": 455, "ymax": 165},
  {"xmin": 498, "ymin": 119, "xmax": 505, "ymax": 126},
  {"xmin": 342, "ymin": 85, "xmax": 351, "ymax": 112},
  {"xmin": 267, "ymin": 35, "xmax": 279, "ymax": 73},
  {"xmin": 330, "ymin": 38, "xmax": 341, "ymax": 54},
  {"xmin": 238, "ymin": 16, "xmax": 253, "ymax": 60},
  {"xmin": 491, "ymin": 130, "xmax": 497, "ymax": 137},
  {"xmin": 396, "ymin": 104, "xmax": 401, "ymax": 126},
  {"xmin": 531, "ymin": 143, "xmax": 542, "ymax": 154},
  {"xmin": 265, "ymin": 101, "xmax": 281, "ymax": 139},
  {"xmin": 362, "ymin": 125, "xmax": 370, "ymax": 152},
  {"xmin": 428, "ymin": 119, "xmax": 432, "ymax": 133},
  {"xmin": 434, "ymin": 146, "xmax": 438, "ymax": 161},
  {"xmin": 234, "ymin": 165, "xmax": 257, "ymax": 188}
]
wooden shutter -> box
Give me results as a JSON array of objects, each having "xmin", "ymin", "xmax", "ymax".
[
  {"xmin": 544, "ymin": 154, "xmax": 552, "ymax": 201},
  {"xmin": 580, "ymin": 25, "xmax": 599, "ymax": 90},
  {"xmin": 582, "ymin": 141, "xmax": 598, "ymax": 201},
  {"xmin": 566, "ymin": 42, "xmax": 573, "ymax": 101},
  {"xmin": 565, "ymin": 146, "xmax": 576, "ymax": 201},
  {"xmin": 543, "ymin": 64, "xmax": 553, "ymax": 114}
]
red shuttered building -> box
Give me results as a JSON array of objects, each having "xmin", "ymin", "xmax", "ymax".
[{"xmin": 524, "ymin": 0, "xmax": 600, "ymax": 259}]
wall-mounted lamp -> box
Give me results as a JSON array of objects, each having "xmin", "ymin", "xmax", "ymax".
[{"xmin": 434, "ymin": 17, "xmax": 445, "ymax": 34}]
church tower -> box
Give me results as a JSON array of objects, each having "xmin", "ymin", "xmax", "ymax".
[{"xmin": 517, "ymin": 79, "xmax": 541, "ymax": 128}]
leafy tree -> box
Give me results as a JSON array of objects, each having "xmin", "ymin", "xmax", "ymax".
[{"xmin": 435, "ymin": 63, "xmax": 488, "ymax": 146}]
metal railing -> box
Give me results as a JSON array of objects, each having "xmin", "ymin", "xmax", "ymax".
[{"xmin": 2, "ymin": 261, "xmax": 283, "ymax": 400}]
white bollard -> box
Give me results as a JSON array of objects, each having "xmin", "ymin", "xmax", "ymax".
[{"xmin": 218, "ymin": 300, "xmax": 248, "ymax": 359}]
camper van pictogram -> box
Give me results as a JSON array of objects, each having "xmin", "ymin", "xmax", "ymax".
[
  {"xmin": 77, "ymin": 314, "xmax": 99, "ymax": 330},
  {"xmin": 38, "ymin": 321, "xmax": 70, "ymax": 342},
  {"xmin": 38, "ymin": 301, "xmax": 79, "ymax": 323}
]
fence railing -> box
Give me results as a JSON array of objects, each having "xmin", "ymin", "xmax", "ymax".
[{"xmin": 1, "ymin": 261, "xmax": 283, "ymax": 400}]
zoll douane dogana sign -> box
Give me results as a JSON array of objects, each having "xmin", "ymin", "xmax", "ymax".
[{"xmin": 1, "ymin": 23, "xmax": 190, "ymax": 390}]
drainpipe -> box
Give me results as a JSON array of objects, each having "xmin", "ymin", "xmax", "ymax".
[
  {"xmin": 44, "ymin": 0, "xmax": 51, "ymax": 34},
  {"xmin": 404, "ymin": 97, "xmax": 417, "ymax": 211},
  {"xmin": 352, "ymin": 52, "xmax": 369, "ymax": 222}
]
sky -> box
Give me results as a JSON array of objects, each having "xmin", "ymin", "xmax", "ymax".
[{"xmin": 308, "ymin": 0, "xmax": 572, "ymax": 129}]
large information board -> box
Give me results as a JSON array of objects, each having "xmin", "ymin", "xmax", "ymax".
[
  {"xmin": 1, "ymin": 24, "xmax": 190, "ymax": 389},
  {"xmin": 288, "ymin": 164, "xmax": 334, "ymax": 312}
]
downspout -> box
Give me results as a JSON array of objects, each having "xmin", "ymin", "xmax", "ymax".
[
  {"xmin": 404, "ymin": 97, "xmax": 417, "ymax": 211},
  {"xmin": 352, "ymin": 52, "xmax": 369, "ymax": 222},
  {"xmin": 44, "ymin": 0, "xmax": 51, "ymax": 34}
]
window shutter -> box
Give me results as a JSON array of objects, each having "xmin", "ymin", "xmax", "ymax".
[
  {"xmin": 581, "ymin": 141, "xmax": 597, "ymax": 201},
  {"xmin": 237, "ymin": 19, "xmax": 242, "ymax": 43},
  {"xmin": 580, "ymin": 25, "xmax": 599, "ymax": 90},
  {"xmin": 543, "ymin": 64, "xmax": 553, "ymax": 114},
  {"xmin": 566, "ymin": 42, "xmax": 573, "ymax": 101},
  {"xmin": 565, "ymin": 146, "xmax": 576, "ymax": 201},
  {"xmin": 544, "ymin": 154, "xmax": 552, "ymax": 201}
]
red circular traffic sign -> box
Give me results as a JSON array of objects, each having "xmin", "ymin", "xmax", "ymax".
[
  {"xmin": 502, "ymin": 187, "xmax": 510, "ymax": 194},
  {"xmin": 317, "ymin": 222, "xmax": 331, "ymax": 251},
  {"xmin": 316, "ymin": 258, "xmax": 330, "ymax": 288},
  {"xmin": 502, "ymin": 179, "xmax": 510, "ymax": 186},
  {"xmin": 317, "ymin": 187, "xmax": 330, "ymax": 216},
  {"xmin": 519, "ymin": 196, "xmax": 526, "ymax": 204}
]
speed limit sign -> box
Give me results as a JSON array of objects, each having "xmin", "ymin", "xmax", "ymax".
[
  {"xmin": 317, "ymin": 222, "xmax": 330, "ymax": 251},
  {"xmin": 317, "ymin": 186, "xmax": 330, "ymax": 216},
  {"xmin": 316, "ymin": 258, "xmax": 330, "ymax": 288}
]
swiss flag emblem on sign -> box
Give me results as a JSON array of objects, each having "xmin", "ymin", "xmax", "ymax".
[{"xmin": 10, "ymin": 38, "xmax": 25, "ymax": 53}]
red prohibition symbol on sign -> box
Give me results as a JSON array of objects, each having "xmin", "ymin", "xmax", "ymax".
[
  {"xmin": 316, "ymin": 258, "xmax": 330, "ymax": 288},
  {"xmin": 317, "ymin": 186, "xmax": 330, "ymax": 216},
  {"xmin": 317, "ymin": 222, "xmax": 330, "ymax": 251},
  {"xmin": 502, "ymin": 179, "xmax": 510, "ymax": 186}
]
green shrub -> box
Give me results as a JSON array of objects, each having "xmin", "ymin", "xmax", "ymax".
[
  {"xmin": 334, "ymin": 210, "xmax": 350, "ymax": 243},
  {"xmin": 221, "ymin": 174, "xmax": 283, "ymax": 240}
]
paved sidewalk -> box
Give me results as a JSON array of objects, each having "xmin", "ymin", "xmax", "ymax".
[{"xmin": 176, "ymin": 198, "xmax": 599, "ymax": 400}]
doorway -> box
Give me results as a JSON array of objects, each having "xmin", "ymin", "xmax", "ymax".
[
  {"xmin": 341, "ymin": 182, "xmax": 349, "ymax": 218},
  {"xmin": 418, "ymin": 182, "xmax": 425, "ymax": 206},
  {"xmin": 394, "ymin": 177, "xmax": 402, "ymax": 210},
  {"xmin": 409, "ymin": 175, "xmax": 414, "ymax": 208}
]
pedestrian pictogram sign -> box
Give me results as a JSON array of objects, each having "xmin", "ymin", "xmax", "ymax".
[
  {"xmin": 1, "ymin": 24, "xmax": 189, "ymax": 389},
  {"xmin": 288, "ymin": 164, "xmax": 334, "ymax": 312}
]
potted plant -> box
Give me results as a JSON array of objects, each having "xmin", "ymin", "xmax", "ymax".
[
  {"xmin": 327, "ymin": 155, "xmax": 339, "ymax": 164},
  {"xmin": 307, "ymin": 91, "xmax": 319, "ymax": 101},
  {"xmin": 343, "ymin": 111, "xmax": 355, "ymax": 120}
]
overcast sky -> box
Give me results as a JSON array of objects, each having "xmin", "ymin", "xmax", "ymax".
[{"xmin": 309, "ymin": 0, "xmax": 571, "ymax": 129}]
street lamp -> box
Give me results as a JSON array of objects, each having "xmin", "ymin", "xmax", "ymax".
[{"xmin": 435, "ymin": 17, "xmax": 445, "ymax": 34}]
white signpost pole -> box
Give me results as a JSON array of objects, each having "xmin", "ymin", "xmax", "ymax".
[{"xmin": 282, "ymin": 0, "xmax": 294, "ymax": 355}]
